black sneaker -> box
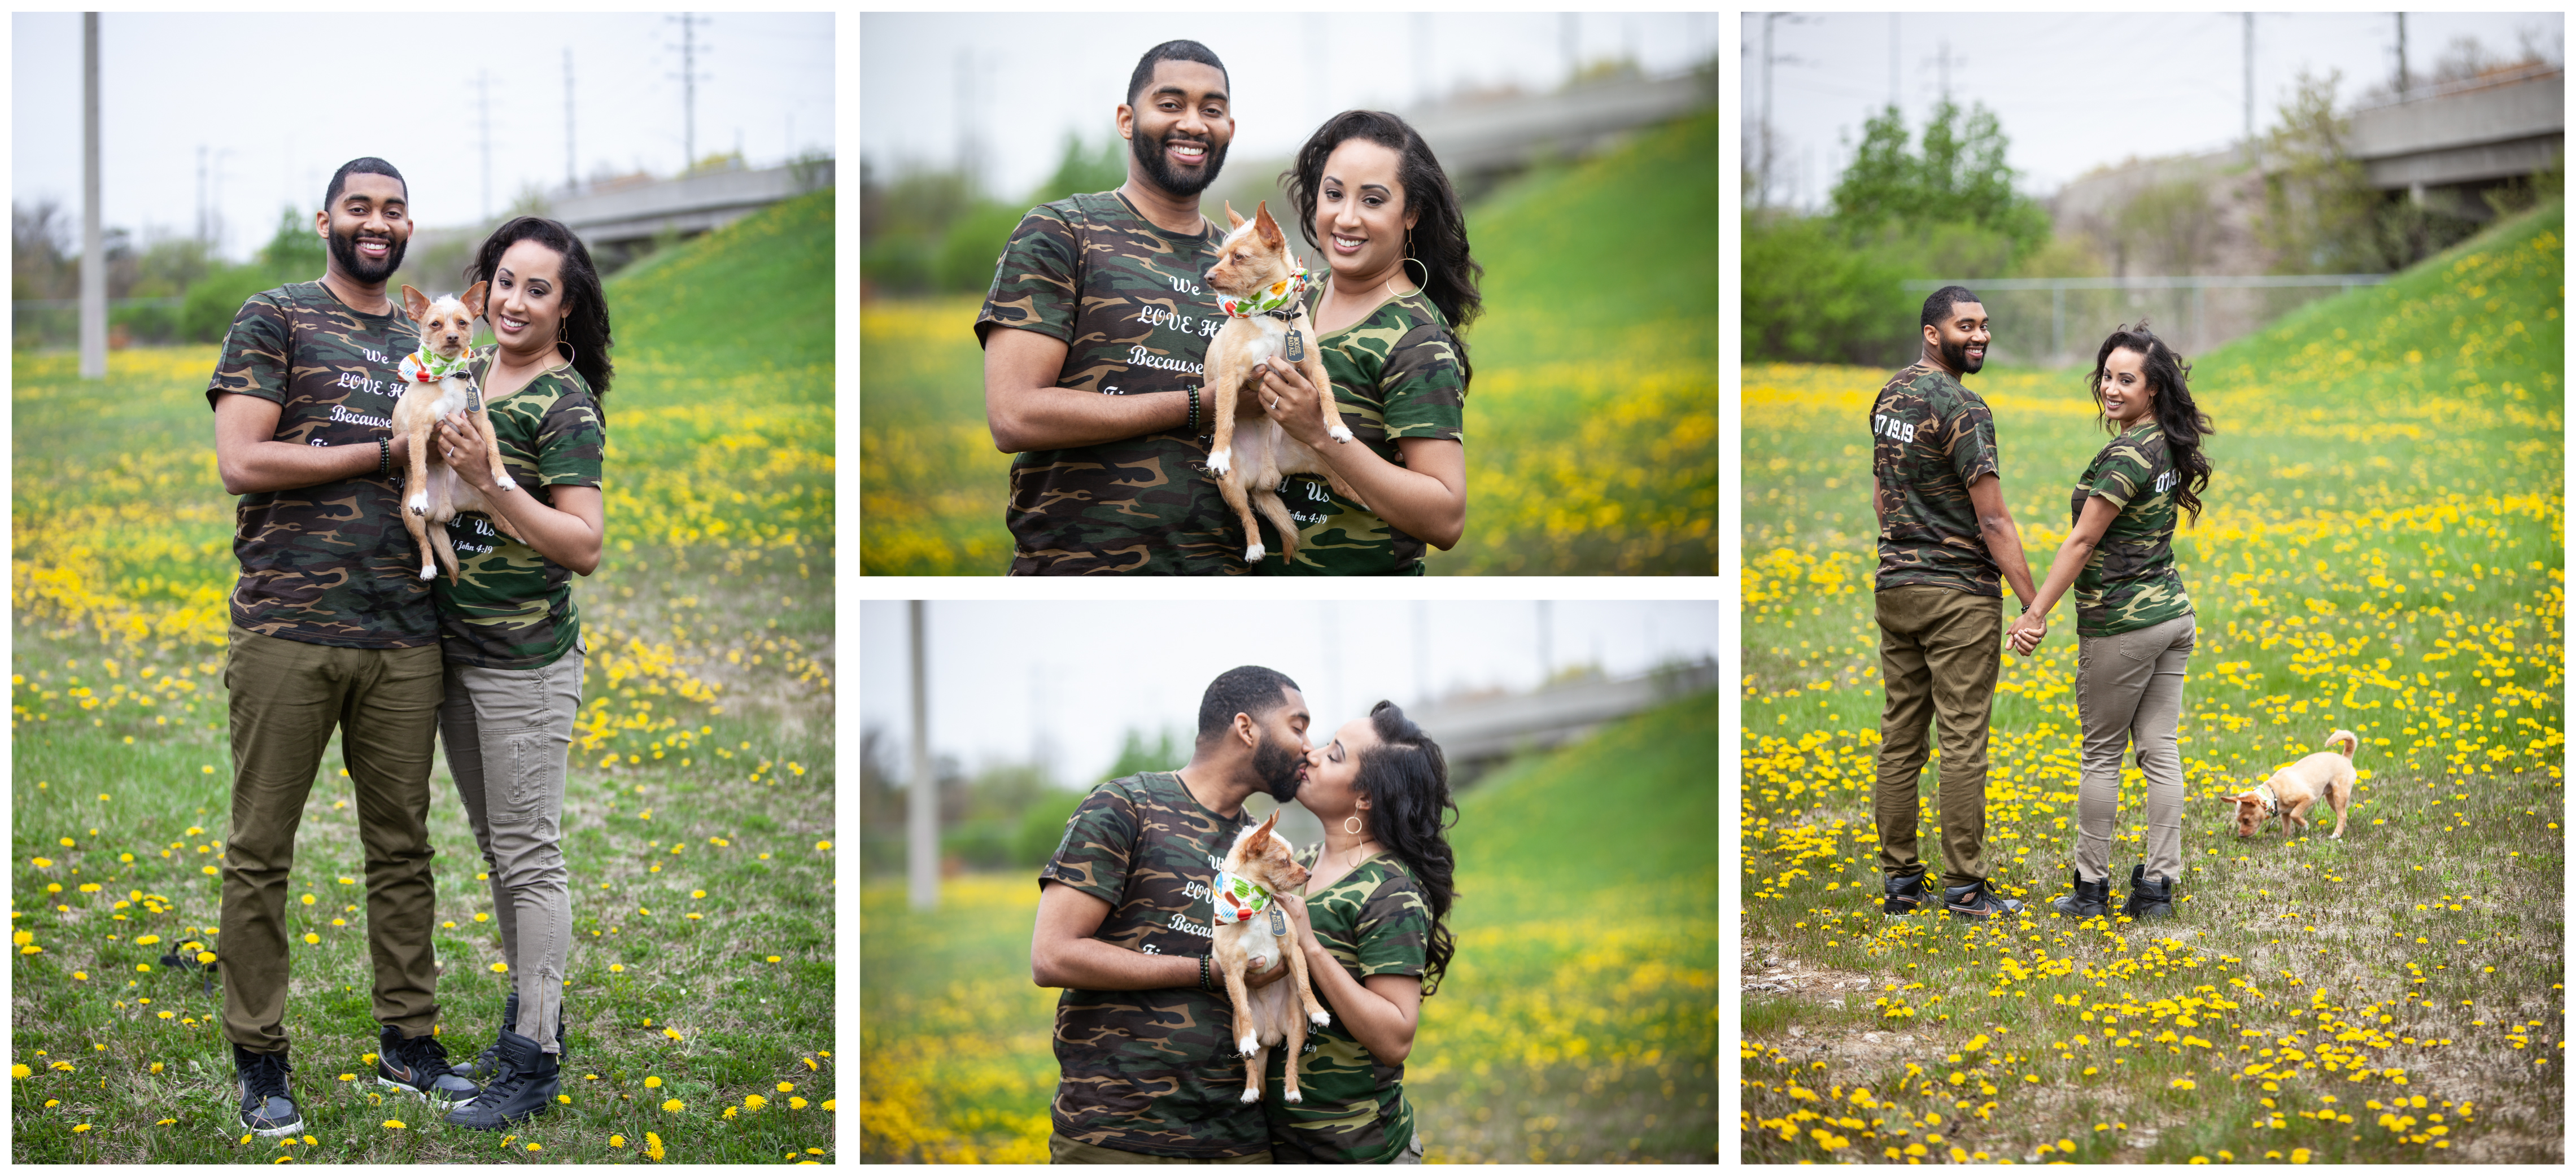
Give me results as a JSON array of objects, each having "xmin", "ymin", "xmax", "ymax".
[
  {"xmin": 2051, "ymin": 869, "xmax": 2111, "ymax": 919},
  {"xmin": 234, "ymin": 1044, "xmax": 303, "ymax": 1138},
  {"xmin": 454, "ymin": 994, "xmax": 569, "ymax": 1080},
  {"xmin": 2121, "ymin": 864, "xmax": 2176, "ymax": 921},
  {"xmin": 376, "ymin": 1025, "xmax": 481, "ymax": 1105},
  {"xmin": 444, "ymin": 1029, "xmax": 560, "ymax": 1131},
  {"xmin": 1943, "ymin": 880, "xmax": 2025, "ymax": 921},
  {"xmin": 1882, "ymin": 871, "xmax": 1929, "ymax": 914}
]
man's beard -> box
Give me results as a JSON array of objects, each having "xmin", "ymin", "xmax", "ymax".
[
  {"xmin": 1130, "ymin": 122, "xmax": 1226, "ymax": 198},
  {"xmin": 328, "ymin": 221, "xmax": 407, "ymax": 285},
  {"xmin": 1251, "ymin": 735, "xmax": 1303, "ymax": 803},
  {"xmin": 1941, "ymin": 336, "xmax": 1985, "ymax": 375}
]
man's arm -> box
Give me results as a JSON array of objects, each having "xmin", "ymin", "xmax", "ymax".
[
  {"xmin": 1965, "ymin": 474, "xmax": 2038, "ymax": 608},
  {"xmin": 212, "ymin": 393, "xmax": 382, "ymax": 495},
  {"xmin": 1031, "ymin": 880, "xmax": 1289, "ymax": 990},
  {"xmin": 984, "ymin": 326, "xmax": 1194, "ymax": 453}
]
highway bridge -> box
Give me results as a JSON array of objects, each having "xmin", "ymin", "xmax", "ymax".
[{"xmin": 2348, "ymin": 64, "xmax": 2563, "ymax": 202}]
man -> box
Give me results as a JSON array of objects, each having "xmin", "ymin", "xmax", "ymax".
[
  {"xmin": 1030, "ymin": 666, "xmax": 1313, "ymax": 1162},
  {"xmin": 977, "ymin": 40, "xmax": 1254, "ymax": 574},
  {"xmin": 1870, "ymin": 286, "xmax": 2041, "ymax": 922},
  {"xmin": 207, "ymin": 157, "xmax": 479, "ymax": 1137}
]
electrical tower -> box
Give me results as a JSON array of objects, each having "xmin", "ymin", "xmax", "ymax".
[
  {"xmin": 564, "ymin": 48, "xmax": 577, "ymax": 191},
  {"xmin": 478, "ymin": 69, "xmax": 493, "ymax": 222},
  {"xmin": 669, "ymin": 13, "xmax": 714, "ymax": 172}
]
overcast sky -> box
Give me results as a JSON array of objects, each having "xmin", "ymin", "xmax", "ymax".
[
  {"xmin": 861, "ymin": 12, "xmax": 1719, "ymax": 202},
  {"xmin": 1746, "ymin": 11, "xmax": 2562, "ymax": 208},
  {"xmin": 856, "ymin": 601, "xmax": 1723, "ymax": 788},
  {"xmin": 13, "ymin": 12, "xmax": 835, "ymax": 261}
]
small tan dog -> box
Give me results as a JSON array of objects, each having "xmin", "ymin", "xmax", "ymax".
[
  {"xmin": 1208, "ymin": 811, "xmax": 1332, "ymax": 1104},
  {"xmin": 2222, "ymin": 729, "xmax": 2359, "ymax": 839},
  {"xmin": 1201, "ymin": 201, "xmax": 1365, "ymax": 566},
  {"xmin": 392, "ymin": 283, "xmax": 517, "ymax": 580}
]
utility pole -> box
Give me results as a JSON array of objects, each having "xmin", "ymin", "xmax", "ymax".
[
  {"xmin": 2395, "ymin": 12, "xmax": 2409, "ymax": 101},
  {"xmin": 477, "ymin": 69, "xmax": 492, "ymax": 222},
  {"xmin": 80, "ymin": 12, "xmax": 105, "ymax": 381},
  {"xmin": 564, "ymin": 49, "xmax": 576, "ymax": 191},
  {"xmin": 1928, "ymin": 39, "xmax": 1958, "ymax": 106},
  {"xmin": 1888, "ymin": 14, "xmax": 1900, "ymax": 109},
  {"xmin": 908, "ymin": 601, "xmax": 938, "ymax": 911},
  {"xmin": 669, "ymin": 13, "xmax": 713, "ymax": 172},
  {"xmin": 2243, "ymin": 13, "xmax": 2255, "ymax": 152},
  {"xmin": 197, "ymin": 145, "xmax": 208, "ymax": 246}
]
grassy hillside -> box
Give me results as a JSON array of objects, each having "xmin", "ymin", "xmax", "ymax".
[
  {"xmin": 858, "ymin": 106, "xmax": 1719, "ymax": 575},
  {"xmin": 11, "ymin": 193, "xmax": 837, "ymax": 1163},
  {"xmin": 1740, "ymin": 202, "xmax": 2563, "ymax": 1162},
  {"xmin": 862, "ymin": 689, "xmax": 1720, "ymax": 1162}
]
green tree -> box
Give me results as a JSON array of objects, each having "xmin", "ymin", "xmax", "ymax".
[{"xmin": 1831, "ymin": 99, "xmax": 2050, "ymax": 263}]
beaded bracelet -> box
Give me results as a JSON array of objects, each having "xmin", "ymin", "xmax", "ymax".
[
  {"xmin": 377, "ymin": 438, "xmax": 392, "ymax": 476},
  {"xmin": 1199, "ymin": 954, "xmax": 1218, "ymax": 994},
  {"xmin": 1186, "ymin": 386, "xmax": 1201, "ymax": 434}
]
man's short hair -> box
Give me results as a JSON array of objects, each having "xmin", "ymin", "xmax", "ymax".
[
  {"xmin": 1127, "ymin": 40, "xmax": 1230, "ymax": 109},
  {"xmin": 1197, "ymin": 665, "xmax": 1300, "ymax": 742},
  {"xmin": 1921, "ymin": 285, "xmax": 1982, "ymax": 332},
  {"xmin": 324, "ymin": 158, "xmax": 407, "ymax": 210}
]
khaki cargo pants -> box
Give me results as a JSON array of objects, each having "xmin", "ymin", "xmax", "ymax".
[
  {"xmin": 2073, "ymin": 613, "xmax": 2195, "ymax": 886},
  {"xmin": 219, "ymin": 626, "xmax": 446, "ymax": 1053},
  {"xmin": 1874, "ymin": 586, "xmax": 2003, "ymax": 890},
  {"xmin": 439, "ymin": 648, "xmax": 584, "ymax": 1051}
]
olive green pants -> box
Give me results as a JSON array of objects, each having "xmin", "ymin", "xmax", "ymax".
[
  {"xmin": 1874, "ymin": 586, "xmax": 2003, "ymax": 890},
  {"xmin": 1049, "ymin": 1133, "xmax": 1272, "ymax": 1164},
  {"xmin": 219, "ymin": 626, "xmax": 446, "ymax": 1053}
]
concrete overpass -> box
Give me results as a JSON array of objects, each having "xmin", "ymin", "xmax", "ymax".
[
  {"xmin": 548, "ymin": 158, "xmax": 835, "ymax": 253},
  {"xmin": 1405, "ymin": 660, "xmax": 1718, "ymax": 783},
  {"xmin": 1401, "ymin": 70, "xmax": 1715, "ymax": 185},
  {"xmin": 2348, "ymin": 64, "xmax": 2563, "ymax": 200}
]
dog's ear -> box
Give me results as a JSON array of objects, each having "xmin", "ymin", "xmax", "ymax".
[
  {"xmin": 1252, "ymin": 810, "xmax": 1280, "ymax": 841},
  {"xmin": 400, "ymin": 285, "xmax": 430, "ymax": 322},
  {"xmin": 1252, "ymin": 201, "xmax": 1283, "ymax": 246},
  {"xmin": 462, "ymin": 281, "xmax": 490, "ymax": 320},
  {"xmin": 1225, "ymin": 201, "xmax": 1246, "ymax": 230}
]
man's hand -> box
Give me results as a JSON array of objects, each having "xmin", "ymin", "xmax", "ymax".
[{"xmin": 1244, "ymin": 953, "xmax": 1292, "ymax": 990}]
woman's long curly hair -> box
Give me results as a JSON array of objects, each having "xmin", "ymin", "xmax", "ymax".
[
  {"xmin": 1281, "ymin": 110, "xmax": 1483, "ymax": 392},
  {"xmin": 468, "ymin": 216, "xmax": 614, "ymax": 417},
  {"xmin": 2089, "ymin": 320, "xmax": 2214, "ymax": 523},
  {"xmin": 1350, "ymin": 700, "xmax": 1459, "ymax": 996}
]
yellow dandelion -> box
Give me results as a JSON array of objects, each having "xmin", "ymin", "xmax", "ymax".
[{"xmin": 662, "ymin": 1098, "xmax": 685, "ymax": 1113}]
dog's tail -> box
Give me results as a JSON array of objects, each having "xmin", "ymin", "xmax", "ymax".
[{"xmin": 2324, "ymin": 729, "xmax": 2359, "ymax": 760}]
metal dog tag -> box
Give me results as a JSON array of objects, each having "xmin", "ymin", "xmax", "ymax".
[
  {"xmin": 1285, "ymin": 328, "xmax": 1304, "ymax": 364},
  {"xmin": 466, "ymin": 385, "xmax": 483, "ymax": 412},
  {"xmin": 1269, "ymin": 908, "xmax": 1286, "ymax": 936}
]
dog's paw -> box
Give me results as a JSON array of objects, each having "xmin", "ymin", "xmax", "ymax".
[
  {"xmin": 1284, "ymin": 1090, "xmax": 1302, "ymax": 1105},
  {"xmin": 1238, "ymin": 1086, "xmax": 1260, "ymax": 1104},
  {"xmin": 1207, "ymin": 449, "xmax": 1232, "ymax": 476},
  {"xmin": 1237, "ymin": 1034, "xmax": 1259, "ymax": 1056},
  {"xmin": 1328, "ymin": 425, "xmax": 1354, "ymax": 444},
  {"xmin": 407, "ymin": 492, "xmax": 429, "ymax": 515},
  {"xmin": 492, "ymin": 473, "xmax": 517, "ymax": 491},
  {"xmin": 1309, "ymin": 1009, "xmax": 1332, "ymax": 1028},
  {"xmin": 1244, "ymin": 544, "xmax": 1266, "ymax": 563},
  {"xmin": 417, "ymin": 565, "xmax": 437, "ymax": 581}
]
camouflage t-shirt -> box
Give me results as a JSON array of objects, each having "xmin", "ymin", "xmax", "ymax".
[
  {"xmin": 1871, "ymin": 362, "xmax": 2002, "ymax": 597},
  {"xmin": 1268, "ymin": 286, "xmax": 1466, "ymax": 577},
  {"xmin": 433, "ymin": 349, "xmax": 606, "ymax": 668},
  {"xmin": 1262, "ymin": 847, "xmax": 1428, "ymax": 1163},
  {"xmin": 206, "ymin": 281, "xmax": 434, "ymax": 648},
  {"xmin": 1037, "ymin": 772, "xmax": 1266, "ymax": 1157},
  {"xmin": 975, "ymin": 190, "xmax": 1247, "ymax": 576},
  {"xmin": 2071, "ymin": 419, "xmax": 2192, "ymax": 637}
]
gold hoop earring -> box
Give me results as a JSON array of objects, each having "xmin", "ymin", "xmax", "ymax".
[
  {"xmin": 555, "ymin": 336, "xmax": 577, "ymax": 368},
  {"xmin": 1343, "ymin": 815, "xmax": 1363, "ymax": 836}
]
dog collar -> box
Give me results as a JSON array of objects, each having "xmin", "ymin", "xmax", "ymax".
[
  {"xmin": 400, "ymin": 349, "xmax": 473, "ymax": 383},
  {"xmin": 1209, "ymin": 869, "xmax": 1272, "ymax": 926},
  {"xmin": 1216, "ymin": 265, "xmax": 1310, "ymax": 320},
  {"xmin": 2254, "ymin": 782, "xmax": 2281, "ymax": 817}
]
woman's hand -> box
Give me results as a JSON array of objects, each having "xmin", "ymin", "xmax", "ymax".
[
  {"xmin": 1276, "ymin": 891, "xmax": 1317, "ymax": 951},
  {"xmin": 436, "ymin": 410, "xmax": 505, "ymax": 495},
  {"xmin": 2007, "ymin": 609, "xmax": 2047, "ymax": 655},
  {"xmin": 1255, "ymin": 358, "xmax": 1342, "ymax": 449}
]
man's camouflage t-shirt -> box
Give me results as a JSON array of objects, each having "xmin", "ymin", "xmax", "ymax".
[
  {"xmin": 1268, "ymin": 286, "xmax": 1465, "ymax": 577},
  {"xmin": 975, "ymin": 190, "xmax": 1247, "ymax": 576},
  {"xmin": 433, "ymin": 349, "xmax": 605, "ymax": 668},
  {"xmin": 2071, "ymin": 419, "xmax": 2192, "ymax": 637},
  {"xmin": 206, "ymin": 281, "xmax": 434, "ymax": 648},
  {"xmin": 1872, "ymin": 362, "xmax": 2003, "ymax": 597},
  {"xmin": 1261, "ymin": 847, "xmax": 1429, "ymax": 1163},
  {"xmin": 1037, "ymin": 772, "xmax": 1265, "ymax": 1157}
]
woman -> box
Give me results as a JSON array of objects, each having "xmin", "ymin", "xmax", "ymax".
[
  {"xmin": 2007, "ymin": 322, "xmax": 2213, "ymax": 924},
  {"xmin": 1252, "ymin": 110, "xmax": 1481, "ymax": 575},
  {"xmin": 1269, "ymin": 701, "xmax": 1458, "ymax": 1163},
  {"xmin": 425, "ymin": 215, "xmax": 613, "ymax": 1130}
]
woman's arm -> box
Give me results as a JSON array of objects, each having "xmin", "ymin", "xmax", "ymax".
[
  {"xmin": 2009, "ymin": 493, "xmax": 2124, "ymax": 651},
  {"xmin": 435, "ymin": 411, "xmax": 606, "ymax": 576},
  {"xmin": 1254, "ymin": 360, "xmax": 1466, "ymax": 550},
  {"xmin": 1279, "ymin": 893, "xmax": 1424, "ymax": 1064}
]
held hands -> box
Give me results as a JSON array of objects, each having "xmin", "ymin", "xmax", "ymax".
[
  {"xmin": 1255, "ymin": 358, "xmax": 1341, "ymax": 449},
  {"xmin": 2007, "ymin": 609, "xmax": 2047, "ymax": 656}
]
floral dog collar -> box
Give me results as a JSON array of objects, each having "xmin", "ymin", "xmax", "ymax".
[
  {"xmin": 400, "ymin": 348, "xmax": 474, "ymax": 383},
  {"xmin": 1209, "ymin": 869, "xmax": 1273, "ymax": 926},
  {"xmin": 1216, "ymin": 264, "xmax": 1311, "ymax": 319}
]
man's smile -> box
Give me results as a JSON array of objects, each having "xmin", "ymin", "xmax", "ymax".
[{"xmin": 1166, "ymin": 139, "xmax": 1209, "ymax": 166}]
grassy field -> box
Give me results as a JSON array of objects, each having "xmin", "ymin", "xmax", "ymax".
[
  {"xmin": 858, "ymin": 106, "xmax": 1719, "ymax": 575},
  {"xmin": 10, "ymin": 191, "xmax": 838, "ymax": 1162},
  {"xmin": 1739, "ymin": 202, "xmax": 2564, "ymax": 1162},
  {"xmin": 861, "ymin": 689, "xmax": 1721, "ymax": 1162}
]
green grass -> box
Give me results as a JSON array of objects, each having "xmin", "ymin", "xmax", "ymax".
[
  {"xmin": 861, "ymin": 689, "xmax": 1720, "ymax": 1162},
  {"xmin": 1739, "ymin": 202, "xmax": 2564, "ymax": 1162},
  {"xmin": 858, "ymin": 107, "xmax": 1719, "ymax": 575},
  {"xmin": 11, "ymin": 191, "xmax": 839, "ymax": 1163}
]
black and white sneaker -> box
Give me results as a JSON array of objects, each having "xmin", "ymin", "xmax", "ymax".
[
  {"xmin": 376, "ymin": 1025, "xmax": 480, "ymax": 1105},
  {"xmin": 1942, "ymin": 880, "xmax": 2026, "ymax": 921},
  {"xmin": 234, "ymin": 1044, "xmax": 303, "ymax": 1138}
]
